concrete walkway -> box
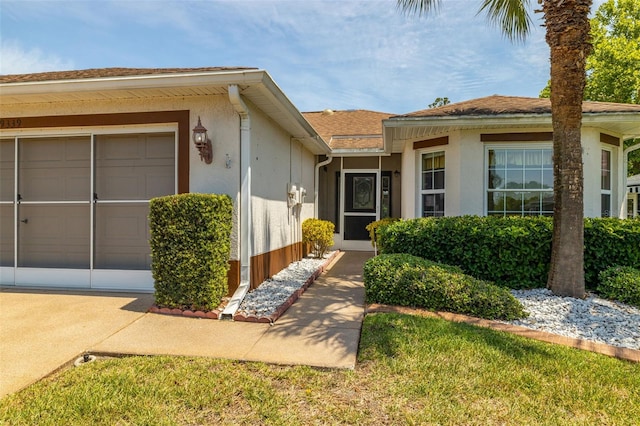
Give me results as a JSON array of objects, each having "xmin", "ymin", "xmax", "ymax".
[{"xmin": 0, "ymin": 251, "xmax": 370, "ymax": 398}]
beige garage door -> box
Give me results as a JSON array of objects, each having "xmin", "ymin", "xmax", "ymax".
[{"xmin": 1, "ymin": 132, "xmax": 175, "ymax": 287}]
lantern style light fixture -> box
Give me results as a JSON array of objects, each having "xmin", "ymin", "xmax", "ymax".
[{"xmin": 192, "ymin": 116, "xmax": 213, "ymax": 164}]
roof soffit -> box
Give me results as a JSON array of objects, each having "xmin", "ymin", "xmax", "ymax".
[
  {"xmin": 0, "ymin": 68, "xmax": 330, "ymax": 155},
  {"xmin": 385, "ymin": 113, "xmax": 640, "ymax": 146}
]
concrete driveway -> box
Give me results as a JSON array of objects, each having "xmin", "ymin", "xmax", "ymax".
[
  {"xmin": 0, "ymin": 251, "xmax": 369, "ymax": 399},
  {"xmin": 0, "ymin": 288, "xmax": 154, "ymax": 398}
]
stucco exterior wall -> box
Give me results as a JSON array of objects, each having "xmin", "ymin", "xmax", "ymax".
[
  {"xmin": 2, "ymin": 95, "xmax": 244, "ymax": 260},
  {"xmin": 247, "ymin": 102, "xmax": 315, "ymax": 256},
  {"xmin": 401, "ymin": 140, "xmax": 417, "ymax": 218},
  {"xmin": 400, "ymin": 126, "xmax": 620, "ymax": 219}
]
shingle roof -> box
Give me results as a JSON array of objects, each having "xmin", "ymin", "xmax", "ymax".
[
  {"xmin": 0, "ymin": 67, "xmax": 258, "ymax": 84},
  {"xmin": 303, "ymin": 109, "xmax": 395, "ymax": 150},
  {"xmin": 399, "ymin": 95, "xmax": 640, "ymax": 118}
]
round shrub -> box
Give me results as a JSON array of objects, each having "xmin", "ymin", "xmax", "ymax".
[
  {"xmin": 302, "ymin": 218, "xmax": 335, "ymax": 258},
  {"xmin": 597, "ymin": 266, "xmax": 640, "ymax": 308},
  {"xmin": 363, "ymin": 253, "xmax": 527, "ymax": 321}
]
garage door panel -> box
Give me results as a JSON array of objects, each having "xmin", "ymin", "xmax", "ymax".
[
  {"xmin": 145, "ymin": 136, "xmax": 175, "ymax": 158},
  {"xmin": 95, "ymin": 204, "xmax": 151, "ymax": 270},
  {"xmin": 96, "ymin": 166, "xmax": 173, "ymax": 200},
  {"xmin": 19, "ymin": 137, "xmax": 90, "ymax": 201},
  {"xmin": 0, "ymin": 205, "xmax": 14, "ymax": 267},
  {"xmin": 96, "ymin": 133, "xmax": 174, "ymax": 200},
  {"xmin": 1, "ymin": 139, "xmax": 15, "ymax": 202},
  {"xmin": 18, "ymin": 204, "xmax": 90, "ymax": 268}
]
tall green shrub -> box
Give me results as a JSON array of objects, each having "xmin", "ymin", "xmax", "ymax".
[
  {"xmin": 584, "ymin": 218, "xmax": 640, "ymax": 286},
  {"xmin": 149, "ymin": 193, "xmax": 233, "ymax": 311},
  {"xmin": 302, "ymin": 218, "xmax": 334, "ymax": 258},
  {"xmin": 378, "ymin": 216, "xmax": 553, "ymax": 289},
  {"xmin": 598, "ymin": 266, "xmax": 640, "ymax": 308},
  {"xmin": 378, "ymin": 216, "xmax": 640, "ymax": 290}
]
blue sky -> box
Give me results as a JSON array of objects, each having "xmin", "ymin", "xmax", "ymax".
[{"xmin": 0, "ymin": 0, "xmax": 605, "ymax": 114}]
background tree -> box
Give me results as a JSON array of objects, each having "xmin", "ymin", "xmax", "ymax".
[
  {"xmin": 541, "ymin": 0, "xmax": 640, "ymax": 175},
  {"xmin": 585, "ymin": 0, "xmax": 639, "ymax": 104},
  {"xmin": 398, "ymin": 0, "xmax": 592, "ymax": 298},
  {"xmin": 428, "ymin": 97, "xmax": 451, "ymax": 108}
]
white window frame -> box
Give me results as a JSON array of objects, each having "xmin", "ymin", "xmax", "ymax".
[
  {"xmin": 601, "ymin": 147, "xmax": 612, "ymax": 217},
  {"xmin": 484, "ymin": 143, "xmax": 554, "ymax": 217},
  {"xmin": 418, "ymin": 149, "xmax": 445, "ymax": 217}
]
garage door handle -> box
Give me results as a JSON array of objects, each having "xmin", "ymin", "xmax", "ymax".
[{"xmin": 20, "ymin": 218, "xmax": 28, "ymax": 224}]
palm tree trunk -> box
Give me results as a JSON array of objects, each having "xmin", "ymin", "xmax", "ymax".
[{"xmin": 544, "ymin": 0, "xmax": 592, "ymax": 298}]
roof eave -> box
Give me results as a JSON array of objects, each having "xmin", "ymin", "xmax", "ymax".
[
  {"xmin": 383, "ymin": 114, "xmax": 552, "ymax": 128},
  {"xmin": 0, "ymin": 69, "xmax": 267, "ymax": 96},
  {"xmin": 0, "ymin": 68, "xmax": 331, "ymax": 155},
  {"xmin": 330, "ymin": 148, "xmax": 389, "ymax": 157}
]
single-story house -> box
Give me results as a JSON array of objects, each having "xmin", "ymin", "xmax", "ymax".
[
  {"xmin": 308, "ymin": 96, "xmax": 640, "ymax": 250},
  {"xmin": 0, "ymin": 67, "xmax": 330, "ymax": 296},
  {"xmin": 2, "ymin": 68, "xmax": 639, "ymax": 291},
  {"xmin": 628, "ymin": 174, "xmax": 640, "ymax": 218}
]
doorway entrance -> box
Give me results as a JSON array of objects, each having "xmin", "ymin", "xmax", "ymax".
[{"xmin": 340, "ymin": 170, "xmax": 379, "ymax": 250}]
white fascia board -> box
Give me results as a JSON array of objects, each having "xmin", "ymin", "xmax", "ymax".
[
  {"xmin": 383, "ymin": 114, "xmax": 553, "ymax": 129},
  {"xmin": 582, "ymin": 113, "xmax": 640, "ymax": 140},
  {"xmin": 0, "ymin": 69, "xmax": 268, "ymax": 96},
  {"xmin": 330, "ymin": 149, "xmax": 389, "ymax": 157}
]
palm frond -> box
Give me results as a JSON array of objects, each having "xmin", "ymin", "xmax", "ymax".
[
  {"xmin": 478, "ymin": 0, "xmax": 533, "ymax": 42},
  {"xmin": 397, "ymin": 0, "xmax": 441, "ymax": 17}
]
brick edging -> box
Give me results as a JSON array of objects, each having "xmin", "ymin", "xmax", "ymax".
[
  {"xmin": 148, "ymin": 305, "xmax": 221, "ymax": 319},
  {"xmin": 366, "ymin": 304, "xmax": 640, "ymax": 363},
  {"xmin": 149, "ymin": 250, "xmax": 340, "ymax": 323}
]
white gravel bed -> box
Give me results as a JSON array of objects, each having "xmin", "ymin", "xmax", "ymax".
[
  {"xmin": 506, "ymin": 289, "xmax": 640, "ymax": 350},
  {"xmin": 237, "ymin": 255, "xmax": 640, "ymax": 351},
  {"xmin": 236, "ymin": 253, "xmax": 333, "ymax": 318}
]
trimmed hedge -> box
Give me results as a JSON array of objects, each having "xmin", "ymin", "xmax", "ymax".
[
  {"xmin": 149, "ymin": 193, "xmax": 233, "ymax": 311},
  {"xmin": 378, "ymin": 216, "xmax": 640, "ymax": 290},
  {"xmin": 302, "ymin": 218, "xmax": 335, "ymax": 258},
  {"xmin": 363, "ymin": 253, "xmax": 527, "ymax": 321},
  {"xmin": 598, "ymin": 266, "xmax": 640, "ymax": 308},
  {"xmin": 378, "ymin": 216, "xmax": 552, "ymax": 289},
  {"xmin": 584, "ymin": 218, "xmax": 640, "ymax": 287}
]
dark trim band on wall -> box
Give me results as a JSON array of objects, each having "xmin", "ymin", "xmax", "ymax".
[
  {"xmin": 481, "ymin": 132, "xmax": 553, "ymax": 142},
  {"xmin": 0, "ymin": 111, "xmax": 190, "ymax": 193},
  {"xmin": 600, "ymin": 133, "xmax": 621, "ymax": 147},
  {"xmin": 413, "ymin": 136, "xmax": 449, "ymax": 150}
]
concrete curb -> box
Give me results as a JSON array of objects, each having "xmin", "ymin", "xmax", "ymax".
[{"xmin": 366, "ymin": 304, "xmax": 640, "ymax": 363}]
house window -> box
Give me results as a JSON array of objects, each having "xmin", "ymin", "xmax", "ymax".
[
  {"xmin": 601, "ymin": 149, "xmax": 611, "ymax": 217},
  {"xmin": 421, "ymin": 151, "xmax": 445, "ymax": 217},
  {"xmin": 487, "ymin": 147, "xmax": 553, "ymax": 216}
]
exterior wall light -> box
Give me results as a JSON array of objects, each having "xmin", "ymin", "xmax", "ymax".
[{"xmin": 192, "ymin": 116, "xmax": 213, "ymax": 164}]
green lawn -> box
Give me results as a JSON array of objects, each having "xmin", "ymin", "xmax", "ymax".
[{"xmin": 2, "ymin": 313, "xmax": 639, "ymax": 425}]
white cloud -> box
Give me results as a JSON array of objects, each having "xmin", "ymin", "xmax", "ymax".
[
  {"xmin": 0, "ymin": 0, "xmax": 562, "ymax": 111},
  {"xmin": 0, "ymin": 40, "xmax": 74, "ymax": 75}
]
